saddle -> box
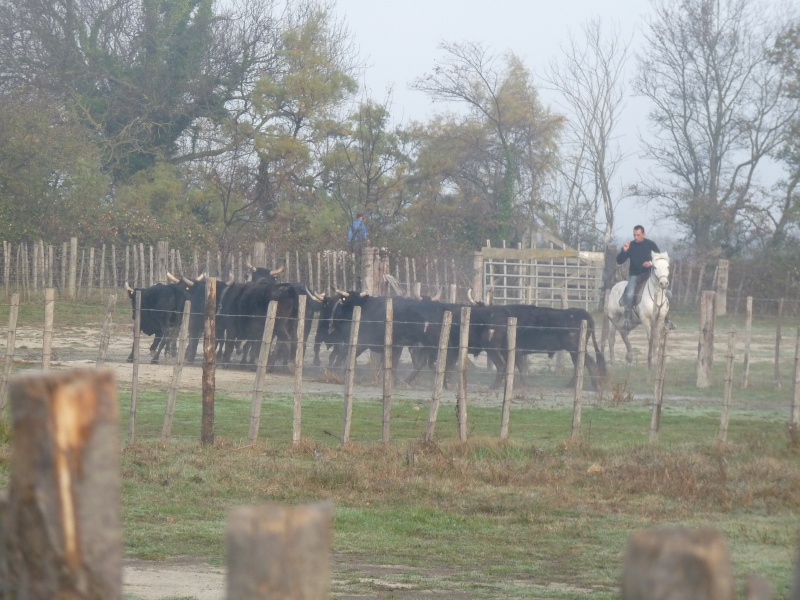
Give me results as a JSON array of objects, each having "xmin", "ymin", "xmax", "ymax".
[{"xmin": 618, "ymin": 272, "xmax": 650, "ymax": 308}]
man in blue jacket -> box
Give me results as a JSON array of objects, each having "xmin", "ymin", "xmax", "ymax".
[{"xmin": 348, "ymin": 213, "xmax": 369, "ymax": 248}]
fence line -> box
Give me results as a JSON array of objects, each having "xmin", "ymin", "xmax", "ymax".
[{"xmin": 0, "ymin": 292, "xmax": 798, "ymax": 446}]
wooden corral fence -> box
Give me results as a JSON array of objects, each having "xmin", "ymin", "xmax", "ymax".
[
  {"xmin": 470, "ymin": 238, "xmax": 605, "ymax": 308},
  {"xmin": 1, "ymin": 288, "xmax": 799, "ymax": 448},
  {"xmin": 0, "ymin": 238, "xmax": 474, "ymax": 300},
  {"xmin": 0, "ymin": 368, "xmax": 796, "ymax": 599}
]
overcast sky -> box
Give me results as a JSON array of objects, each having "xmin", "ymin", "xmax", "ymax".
[{"xmin": 331, "ymin": 0, "xmax": 681, "ymax": 247}]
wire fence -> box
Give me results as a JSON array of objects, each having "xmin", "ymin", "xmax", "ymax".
[{"xmin": 0, "ymin": 287, "xmax": 797, "ymax": 448}]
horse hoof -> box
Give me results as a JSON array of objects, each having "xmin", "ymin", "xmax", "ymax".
[{"xmin": 625, "ymin": 354, "xmax": 633, "ymax": 364}]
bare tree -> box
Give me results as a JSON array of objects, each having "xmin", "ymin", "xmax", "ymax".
[
  {"xmin": 544, "ymin": 18, "xmax": 630, "ymax": 247},
  {"xmin": 412, "ymin": 41, "xmax": 563, "ymax": 240},
  {"xmin": 634, "ymin": 0, "xmax": 799, "ymax": 256}
]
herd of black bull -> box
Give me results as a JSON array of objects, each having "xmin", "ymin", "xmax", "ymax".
[{"xmin": 125, "ymin": 267, "xmax": 608, "ymax": 391}]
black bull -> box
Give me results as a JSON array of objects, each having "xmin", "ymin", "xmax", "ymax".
[
  {"xmin": 180, "ymin": 279, "xmax": 305, "ymax": 367},
  {"xmin": 327, "ymin": 294, "xmax": 607, "ymax": 390},
  {"xmin": 125, "ymin": 280, "xmax": 192, "ymax": 363}
]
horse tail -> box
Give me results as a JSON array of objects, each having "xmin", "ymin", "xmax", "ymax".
[{"xmin": 589, "ymin": 320, "xmax": 608, "ymax": 381}]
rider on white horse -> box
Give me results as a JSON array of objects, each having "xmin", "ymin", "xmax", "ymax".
[{"xmin": 616, "ymin": 225, "xmax": 675, "ymax": 330}]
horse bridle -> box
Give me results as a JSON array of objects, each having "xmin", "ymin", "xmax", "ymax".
[{"xmin": 646, "ymin": 255, "xmax": 670, "ymax": 308}]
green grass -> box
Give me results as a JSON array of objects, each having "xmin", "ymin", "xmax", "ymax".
[
  {"xmin": 1, "ymin": 297, "xmax": 800, "ymax": 598},
  {"xmin": 38, "ymin": 392, "xmax": 783, "ymax": 597}
]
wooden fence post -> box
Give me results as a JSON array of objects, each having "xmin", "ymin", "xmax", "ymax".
[
  {"xmin": 96, "ymin": 294, "xmax": 117, "ymax": 367},
  {"xmin": 341, "ymin": 306, "xmax": 362, "ymax": 446},
  {"xmin": 622, "ymin": 527, "xmax": 734, "ymax": 600},
  {"xmin": 501, "ymin": 317, "xmax": 517, "ymax": 440},
  {"xmin": 570, "ymin": 320, "xmax": 588, "ymax": 440},
  {"xmin": 253, "ymin": 243, "xmax": 267, "ymax": 269},
  {"xmin": 426, "ymin": 311, "xmax": 453, "ymax": 442},
  {"xmin": 247, "ymin": 301, "xmax": 277, "ymax": 444},
  {"xmin": 382, "ymin": 298, "xmax": 393, "ymax": 444},
  {"xmin": 715, "ymin": 259, "xmax": 729, "ymax": 316},
  {"xmin": 156, "ymin": 240, "xmax": 169, "ymax": 283},
  {"xmin": 791, "ymin": 327, "xmax": 800, "ymax": 446},
  {"xmin": 718, "ymin": 327, "xmax": 736, "ymax": 443},
  {"xmin": 88, "ymin": 246, "xmax": 95, "ymax": 298},
  {"xmin": 775, "ymin": 298, "xmax": 784, "ymax": 390},
  {"xmin": 0, "ymin": 293, "xmax": 20, "ymax": 416},
  {"xmin": 742, "ymin": 296, "xmax": 753, "ymax": 389},
  {"xmin": 292, "ymin": 295, "xmax": 306, "ymax": 444},
  {"xmin": 161, "ymin": 300, "xmax": 191, "ymax": 444},
  {"xmin": 2, "ymin": 369, "xmax": 122, "ymax": 599},
  {"xmin": 42, "ymin": 288, "xmax": 54, "ymax": 371},
  {"xmin": 68, "ymin": 237, "xmax": 78, "ymax": 300},
  {"xmin": 128, "ymin": 290, "xmax": 141, "ymax": 445},
  {"xmin": 226, "ymin": 502, "xmax": 332, "ymax": 600},
  {"xmin": 650, "ymin": 327, "xmax": 669, "ymax": 444},
  {"xmin": 457, "ymin": 306, "xmax": 471, "ymax": 442},
  {"xmin": 472, "ymin": 251, "xmax": 483, "ymax": 304},
  {"xmin": 697, "ymin": 291, "xmax": 716, "ymax": 389},
  {"xmin": 202, "ymin": 278, "xmax": 217, "ymax": 446}
]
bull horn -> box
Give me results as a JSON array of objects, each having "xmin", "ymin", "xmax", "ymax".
[
  {"xmin": 412, "ymin": 287, "xmax": 422, "ymax": 300},
  {"xmin": 166, "ymin": 271, "xmax": 180, "ymax": 283},
  {"xmin": 227, "ymin": 273, "xmax": 235, "ymax": 285},
  {"xmin": 360, "ymin": 291, "xmax": 368, "ymax": 297},
  {"xmin": 486, "ymin": 287, "xmax": 494, "ymax": 305},
  {"xmin": 335, "ymin": 288, "xmax": 349, "ymax": 298},
  {"xmin": 245, "ymin": 259, "xmax": 255, "ymax": 272},
  {"xmin": 430, "ymin": 288, "xmax": 442, "ymax": 302},
  {"xmin": 305, "ymin": 285, "xmax": 324, "ymax": 302},
  {"xmin": 467, "ymin": 288, "xmax": 477, "ymax": 305},
  {"xmin": 196, "ymin": 273, "xmax": 205, "ymax": 282},
  {"xmin": 182, "ymin": 277, "xmax": 195, "ymax": 286},
  {"xmin": 125, "ymin": 282, "xmax": 134, "ymax": 296},
  {"xmin": 270, "ymin": 264, "xmax": 286, "ymax": 276}
]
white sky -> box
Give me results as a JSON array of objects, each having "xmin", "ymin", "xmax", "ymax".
[{"xmin": 332, "ymin": 0, "xmax": 680, "ymax": 247}]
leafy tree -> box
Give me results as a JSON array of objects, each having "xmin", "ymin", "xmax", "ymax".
[
  {"xmin": 634, "ymin": 0, "xmax": 798, "ymax": 256},
  {"xmin": 0, "ymin": 90, "xmax": 109, "ymax": 243},
  {"xmin": 0, "ymin": 0, "xmax": 237, "ymax": 182},
  {"xmin": 771, "ymin": 23, "xmax": 800, "ymax": 248},
  {"xmin": 412, "ymin": 42, "xmax": 563, "ymax": 242},
  {"xmin": 325, "ymin": 98, "xmax": 412, "ymax": 246}
]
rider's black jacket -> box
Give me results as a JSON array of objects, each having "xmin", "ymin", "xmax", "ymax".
[{"xmin": 616, "ymin": 238, "xmax": 660, "ymax": 277}]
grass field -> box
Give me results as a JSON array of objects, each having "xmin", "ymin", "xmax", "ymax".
[{"xmin": 1, "ymin": 295, "xmax": 800, "ymax": 598}]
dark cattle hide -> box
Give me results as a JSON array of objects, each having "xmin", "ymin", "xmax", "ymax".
[{"xmin": 125, "ymin": 280, "xmax": 191, "ymax": 363}]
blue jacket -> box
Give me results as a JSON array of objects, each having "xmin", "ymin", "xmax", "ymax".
[{"xmin": 348, "ymin": 219, "xmax": 368, "ymax": 243}]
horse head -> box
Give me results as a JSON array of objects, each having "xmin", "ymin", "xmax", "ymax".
[{"xmin": 651, "ymin": 251, "xmax": 670, "ymax": 289}]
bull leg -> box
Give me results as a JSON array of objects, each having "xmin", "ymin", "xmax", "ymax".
[
  {"xmin": 313, "ymin": 341, "xmax": 322, "ymax": 366},
  {"xmin": 489, "ymin": 350, "xmax": 507, "ymax": 389}
]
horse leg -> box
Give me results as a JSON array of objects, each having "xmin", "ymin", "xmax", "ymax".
[
  {"xmin": 619, "ymin": 330, "xmax": 634, "ymax": 364},
  {"xmin": 606, "ymin": 318, "xmax": 617, "ymax": 363}
]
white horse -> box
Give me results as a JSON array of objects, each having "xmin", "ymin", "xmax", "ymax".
[{"xmin": 605, "ymin": 251, "xmax": 671, "ymax": 367}]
